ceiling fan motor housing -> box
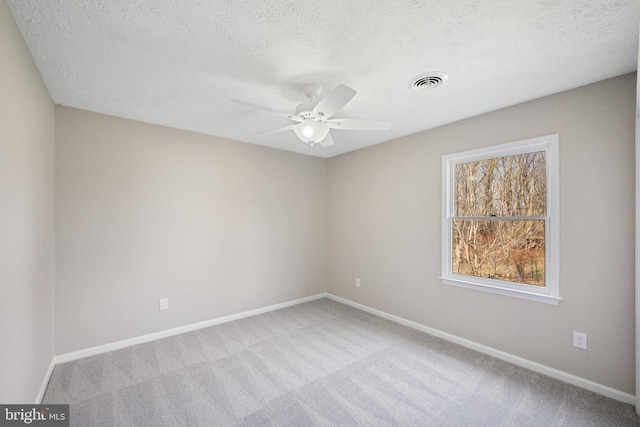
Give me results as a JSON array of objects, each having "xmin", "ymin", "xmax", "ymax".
[
  {"xmin": 296, "ymin": 84, "xmax": 324, "ymax": 119},
  {"xmin": 295, "ymin": 102, "xmax": 317, "ymax": 119}
]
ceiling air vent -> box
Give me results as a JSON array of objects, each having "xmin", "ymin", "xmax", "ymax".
[{"xmin": 409, "ymin": 71, "xmax": 448, "ymax": 92}]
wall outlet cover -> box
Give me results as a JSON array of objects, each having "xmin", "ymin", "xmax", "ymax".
[{"xmin": 573, "ymin": 331, "xmax": 587, "ymax": 349}]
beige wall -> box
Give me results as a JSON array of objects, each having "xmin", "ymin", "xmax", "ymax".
[
  {"xmin": 327, "ymin": 74, "xmax": 636, "ymax": 394},
  {"xmin": 0, "ymin": 0, "xmax": 56, "ymax": 403},
  {"xmin": 55, "ymin": 107, "xmax": 327, "ymax": 354},
  {"xmin": 635, "ymin": 39, "xmax": 640, "ymax": 412}
]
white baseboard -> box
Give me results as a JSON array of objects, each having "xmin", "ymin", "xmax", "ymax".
[
  {"xmin": 54, "ymin": 293, "xmax": 326, "ymax": 365},
  {"xmin": 36, "ymin": 359, "xmax": 56, "ymax": 403},
  {"xmin": 326, "ymin": 293, "xmax": 636, "ymax": 406}
]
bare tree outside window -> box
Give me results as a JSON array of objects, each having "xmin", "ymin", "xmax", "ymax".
[{"xmin": 452, "ymin": 151, "xmax": 546, "ymax": 286}]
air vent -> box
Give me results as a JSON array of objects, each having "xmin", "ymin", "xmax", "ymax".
[{"xmin": 409, "ymin": 71, "xmax": 448, "ymax": 92}]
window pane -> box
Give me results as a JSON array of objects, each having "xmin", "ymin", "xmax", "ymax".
[
  {"xmin": 454, "ymin": 152, "xmax": 546, "ymax": 217},
  {"xmin": 452, "ymin": 219, "xmax": 545, "ymax": 286}
]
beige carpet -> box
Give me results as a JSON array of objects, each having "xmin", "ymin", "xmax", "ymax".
[{"xmin": 43, "ymin": 298, "xmax": 638, "ymax": 426}]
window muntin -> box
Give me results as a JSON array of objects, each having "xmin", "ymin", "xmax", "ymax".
[{"xmin": 441, "ymin": 135, "xmax": 560, "ymax": 304}]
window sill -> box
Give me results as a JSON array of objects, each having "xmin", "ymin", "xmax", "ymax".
[{"xmin": 440, "ymin": 277, "xmax": 562, "ymax": 305}]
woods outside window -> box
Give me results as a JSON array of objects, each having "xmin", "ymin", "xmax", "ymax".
[{"xmin": 441, "ymin": 135, "xmax": 560, "ymax": 304}]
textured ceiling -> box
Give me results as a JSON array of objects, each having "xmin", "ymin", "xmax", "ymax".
[{"xmin": 7, "ymin": 0, "xmax": 639, "ymax": 158}]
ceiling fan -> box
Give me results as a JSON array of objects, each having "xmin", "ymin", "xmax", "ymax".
[{"xmin": 232, "ymin": 84, "xmax": 391, "ymax": 148}]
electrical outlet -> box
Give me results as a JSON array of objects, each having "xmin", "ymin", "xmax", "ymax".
[
  {"xmin": 159, "ymin": 298, "xmax": 169, "ymax": 311},
  {"xmin": 573, "ymin": 331, "xmax": 587, "ymax": 349},
  {"xmin": 355, "ymin": 278, "xmax": 361, "ymax": 288}
]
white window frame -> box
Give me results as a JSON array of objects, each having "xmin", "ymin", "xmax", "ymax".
[{"xmin": 441, "ymin": 134, "xmax": 561, "ymax": 305}]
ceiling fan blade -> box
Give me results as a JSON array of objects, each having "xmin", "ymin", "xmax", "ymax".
[
  {"xmin": 232, "ymin": 99, "xmax": 303, "ymax": 122},
  {"xmin": 253, "ymin": 124, "xmax": 298, "ymax": 139},
  {"xmin": 312, "ymin": 84, "xmax": 357, "ymax": 119},
  {"xmin": 318, "ymin": 133, "xmax": 334, "ymax": 147},
  {"xmin": 325, "ymin": 118, "xmax": 391, "ymax": 131}
]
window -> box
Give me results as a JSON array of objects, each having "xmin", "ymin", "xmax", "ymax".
[{"xmin": 441, "ymin": 135, "xmax": 560, "ymax": 304}]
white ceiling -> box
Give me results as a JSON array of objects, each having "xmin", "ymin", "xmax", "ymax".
[{"xmin": 7, "ymin": 1, "xmax": 639, "ymax": 158}]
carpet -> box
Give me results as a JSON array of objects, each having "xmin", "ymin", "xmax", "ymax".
[{"xmin": 42, "ymin": 298, "xmax": 639, "ymax": 426}]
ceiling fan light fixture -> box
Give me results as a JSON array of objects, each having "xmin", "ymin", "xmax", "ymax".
[{"xmin": 294, "ymin": 121, "xmax": 330, "ymax": 143}]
